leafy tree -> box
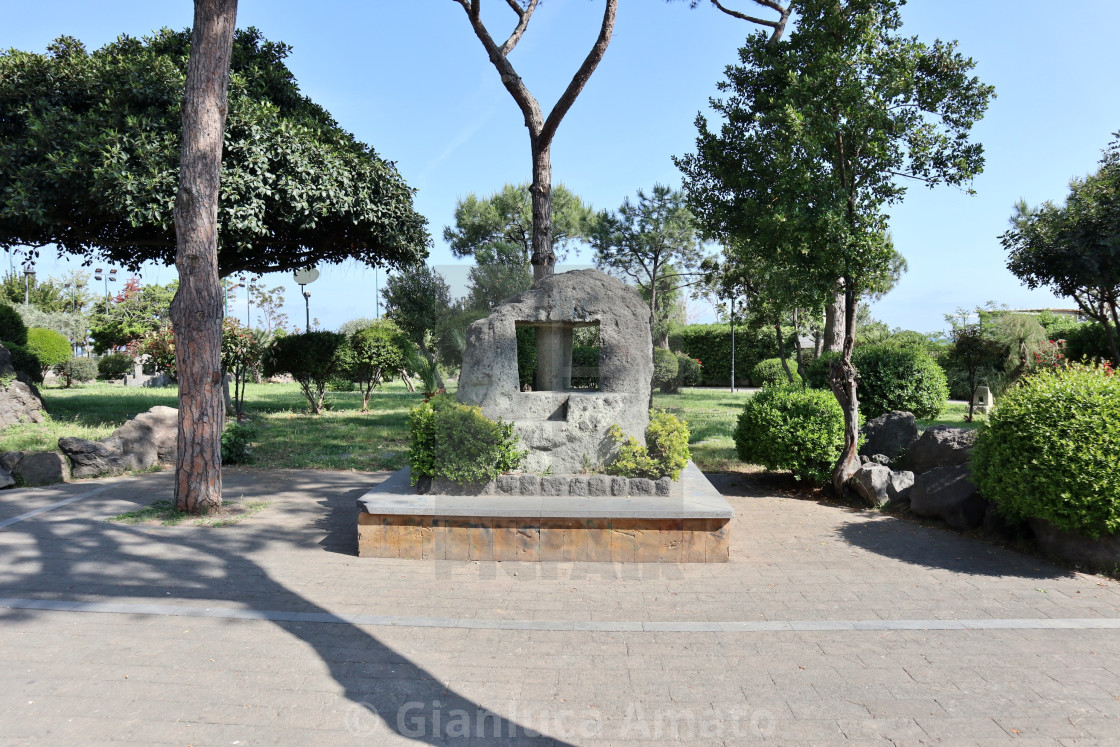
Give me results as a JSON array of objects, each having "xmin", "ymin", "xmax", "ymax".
[
  {"xmin": 676, "ymin": 0, "xmax": 993, "ymax": 492},
  {"xmin": 1000, "ymin": 136, "xmax": 1120, "ymax": 364},
  {"xmin": 945, "ymin": 323, "xmax": 1004, "ymax": 421},
  {"xmin": 592, "ymin": 185, "xmax": 706, "ymax": 347},
  {"xmin": 88, "ymin": 280, "xmax": 176, "ymax": 353},
  {"xmin": 0, "ymin": 28, "xmax": 430, "ymax": 278},
  {"xmin": 382, "ymin": 265, "xmax": 452, "ymax": 389},
  {"xmin": 445, "ymin": 183, "xmax": 594, "ymax": 266},
  {"xmin": 25, "ymin": 328, "xmax": 73, "ymax": 376},
  {"xmin": 341, "ymin": 320, "xmax": 410, "ymax": 410},
  {"xmin": 54, "ymin": 356, "xmax": 98, "ymax": 388},
  {"xmin": 465, "ymin": 243, "xmax": 532, "ymax": 313},
  {"xmin": 264, "ymin": 331, "xmax": 347, "ymax": 415},
  {"xmin": 0, "ymin": 304, "xmax": 29, "ymax": 346},
  {"xmin": 0, "ymin": 270, "xmax": 66, "ymax": 311},
  {"xmin": 249, "ymin": 283, "xmax": 288, "ymax": 334},
  {"xmin": 450, "ymin": 1, "xmax": 616, "ymax": 279},
  {"xmin": 222, "ymin": 319, "xmax": 266, "ymax": 418}
]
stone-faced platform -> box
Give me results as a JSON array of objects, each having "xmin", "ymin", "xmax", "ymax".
[{"xmin": 356, "ymin": 462, "xmax": 731, "ymax": 562}]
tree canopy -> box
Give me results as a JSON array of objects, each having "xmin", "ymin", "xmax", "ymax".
[
  {"xmin": 1000, "ymin": 136, "xmax": 1120, "ymax": 363},
  {"xmin": 0, "ymin": 27, "xmax": 430, "ymax": 276},
  {"xmin": 676, "ymin": 0, "xmax": 994, "ymax": 491}
]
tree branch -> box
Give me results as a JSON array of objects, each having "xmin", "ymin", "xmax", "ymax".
[
  {"xmin": 500, "ymin": 0, "xmax": 539, "ymax": 55},
  {"xmin": 708, "ymin": 0, "xmax": 792, "ymax": 44},
  {"xmin": 539, "ymin": 0, "xmax": 618, "ymax": 148}
]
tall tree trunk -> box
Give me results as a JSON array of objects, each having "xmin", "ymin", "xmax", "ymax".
[
  {"xmin": 170, "ymin": 0, "xmax": 237, "ymax": 515},
  {"xmin": 829, "ymin": 282, "xmax": 860, "ymax": 495},
  {"xmin": 792, "ymin": 308, "xmax": 807, "ymax": 380},
  {"xmin": 823, "ymin": 287, "xmax": 846, "ymax": 354},
  {"xmin": 530, "ymin": 138, "xmax": 554, "ymax": 281},
  {"xmin": 774, "ymin": 320, "xmax": 794, "ymax": 383}
]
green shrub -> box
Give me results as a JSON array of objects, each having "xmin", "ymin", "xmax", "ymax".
[
  {"xmin": 804, "ymin": 351, "xmax": 840, "ymax": 390},
  {"xmin": 972, "ymin": 365, "xmax": 1120, "ymax": 537},
  {"xmin": 571, "ymin": 345, "xmax": 599, "ymax": 389},
  {"xmin": 605, "ymin": 409, "xmax": 691, "ymax": 480},
  {"xmin": 408, "ymin": 394, "xmax": 526, "ymax": 485},
  {"xmin": 676, "ymin": 352, "xmax": 703, "ymax": 388},
  {"xmin": 852, "ymin": 344, "xmax": 949, "ymax": 420},
  {"xmin": 263, "ymin": 331, "xmax": 347, "ymax": 414},
  {"xmin": 0, "ymin": 304, "xmax": 28, "ymax": 346},
  {"xmin": 97, "ymin": 352, "xmax": 134, "ymax": 380},
  {"xmin": 26, "ymin": 327, "xmax": 73, "ymax": 375},
  {"xmin": 221, "ymin": 420, "xmax": 259, "ymax": 465},
  {"xmin": 516, "ymin": 326, "xmax": 537, "ymax": 389},
  {"xmin": 752, "ymin": 357, "xmax": 801, "ymax": 387},
  {"xmin": 735, "ymin": 385, "xmax": 844, "ymax": 484},
  {"xmin": 54, "ymin": 356, "xmax": 98, "ymax": 387},
  {"xmin": 653, "ymin": 348, "xmax": 679, "ymax": 392},
  {"xmin": 6, "ymin": 343, "xmax": 43, "ymax": 384}
]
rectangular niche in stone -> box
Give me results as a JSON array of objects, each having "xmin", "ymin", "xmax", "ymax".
[{"xmin": 515, "ymin": 320, "xmax": 600, "ymax": 392}]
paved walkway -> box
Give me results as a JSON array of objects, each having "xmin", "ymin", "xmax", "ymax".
[{"xmin": 0, "ymin": 469, "xmax": 1118, "ymax": 745}]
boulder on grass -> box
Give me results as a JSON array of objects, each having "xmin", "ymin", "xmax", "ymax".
[
  {"xmin": 902, "ymin": 426, "xmax": 977, "ymax": 474},
  {"xmin": 859, "ymin": 411, "xmax": 917, "ymax": 461},
  {"xmin": 5, "ymin": 451, "xmax": 70, "ymax": 486},
  {"xmin": 58, "ymin": 437, "xmax": 129, "ymax": 479},
  {"xmin": 909, "ymin": 464, "xmax": 987, "ymax": 529},
  {"xmin": 58, "ymin": 406, "xmax": 178, "ymax": 478},
  {"xmin": 0, "ymin": 343, "xmax": 45, "ymax": 430}
]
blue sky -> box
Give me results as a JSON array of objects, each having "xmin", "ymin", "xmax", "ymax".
[{"xmin": 6, "ymin": 1, "xmax": 1120, "ymax": 335}]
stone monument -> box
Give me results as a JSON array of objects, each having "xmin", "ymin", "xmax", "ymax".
[
  {"xmin": 972, "ymin": 385, "xmax": 993, "ymax": 415},
  {"xmin": 457, "ymin": 269, "xmax": 652, "ymax": 474}
]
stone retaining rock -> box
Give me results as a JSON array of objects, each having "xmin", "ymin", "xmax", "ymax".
[
  {"xmin": 58, "ymin": 406, "xmax": 178, "ymax": 478},
  {"xmin": 422, "ymin": 472, "xmax": 678, "ymax": 498},
  {"xmin": 903, "ymin": 426, "xmax": 977, "ymax": 474},
  {"xmin": 909, "ymin": 464, "xmax": 988, "ymax": 529},
  {"xmin": 1029, "ymin": 519, "xmax": 1120, "ymax": 571},
  {"xmin": 2, "ymin": 451, "xmax": 70, "ymax": 486},
  {"xmin": 859, "ymin": 411, "xmax": 918, "ymax": 461},
  {"xmin": 0, "ymin": 343, "xmax": 45, "ymax": 430},
  {"xmin": 849, "ymin": 464, "xmax": 915, "ymax": 507}
]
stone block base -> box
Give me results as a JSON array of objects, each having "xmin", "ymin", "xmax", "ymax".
[{"xmin": 358, "ymin": 514, "xmax": 729, "ymax": 562}]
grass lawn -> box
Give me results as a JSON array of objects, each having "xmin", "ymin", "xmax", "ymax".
[{"xmin": 5, "ymin": 380, "xmax": 977, "ymax": 474}]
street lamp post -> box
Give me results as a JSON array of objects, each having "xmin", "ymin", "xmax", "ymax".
[
  {"xmin": 22, "ymin": 262, "xmax": 35, "ymax": 306},
  {"xmin": 292, "ymin": 267, "xmax": 320, "ymax": 332}
]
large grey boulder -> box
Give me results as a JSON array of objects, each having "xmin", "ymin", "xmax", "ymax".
[
  {"xmin": 849, "ymin": 464, "xmax": 915, "ymax": 507},
  {"xmin": 1030, "ymin": 519, "xmax": 1120, "ymax": 571},
  {"xmin": 58, "ymin": 406, "xmax": 178, "ymax": 478},
  {"xmin": 458, "ymin": 269, "xmax": 652, "ymax": 474},
  {"xmin": 0, "ymin": 343, "xmax": 45, "ymax": 430},
  {"xmin": 3, "ymin": 451, "xmax": 70, "ymax": 486},
  {"xmin": 859, "ymin": 411, "xmax": 918, "ymax": 461},
  {"xmin": 902, "ymin": 426, "xmax": 977, "ymax": 474},
  {"xmin": 909, "ymin": 464, "xmax": 988, "ymax": 529}
]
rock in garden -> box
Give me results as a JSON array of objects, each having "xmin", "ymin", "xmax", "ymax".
[
  {"xmin": 0, "ymin": 466, "xmax": 14, "ymax": 489},
  {"xmin": 10, "ymin": 451, "xmax": 70, "ymax": 486},
  {"xmin": 859, "ymin": 410, "xmax": 918, "ymax": 461},
  {"xmin": 870, "ymin": 454, "xmax": 891, "ymax": 466},
  {"xmin": 1029, "ymin": 518, "xmax": 1120, "ymax": 571},
  {"xmin": 849, "ymin": 463, "xmax": 892, "ymax": 506},
  {"xmin": 902, "ymin": 426, "xmax": 977, "ymax": 474},
  {"xmin": 57, "ymin": 437, "xmax": 129, "ymax": 479},
  {"xmin": 0, "ymin": 343, "xmax": 45, "ymax": 431},
  {"xmin": 887, "ymin": 470, "xmax": 915, "ymax": 503},
  {"xmin": 909, "ymin": 464, "xmax": 988, "ymax": 529}
]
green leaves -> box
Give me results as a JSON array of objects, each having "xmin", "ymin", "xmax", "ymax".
[{"xmin": 0, "ymin": 27, "xmax": 430, "ymax": 275}]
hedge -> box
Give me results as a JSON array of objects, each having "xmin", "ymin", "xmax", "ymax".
[{"xmin": 669, "ymin": 323, "xmax": 796, "ymax": 387}]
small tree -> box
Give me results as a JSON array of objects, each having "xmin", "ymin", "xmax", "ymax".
[
  {"xmin": 264, "ymin": 331, "xmax": 346, "ymax": 414},
  {"xmin": 25, "ymin": 328, "xmax": 73, "ymax": 377},
  {"xmin": 341, "ymin": 320, "xmax": 410, "ymax": 410},
  {"xmin": 222, "ymin": 319, "xmax": 265, "ymax": 418},
  {"xmin": 946, "ymin": 323, "xmax": 1005, "ymax": 422},
  {"xmin": 382, "ymin": 265, "xmax": 452, "ymax": 389},
  {"xmin": 54, "ymin": 356, "xmax": 98, "ymax": 388}
]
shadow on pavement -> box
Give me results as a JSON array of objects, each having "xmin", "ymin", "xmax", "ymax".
[{"xmin": 0, "ymin": 471, "xmax": 573, "ymax": 745}]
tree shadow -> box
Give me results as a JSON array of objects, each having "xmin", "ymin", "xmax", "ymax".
[{"xmin": 0, "ymin": 473, "xmax": 574, "ymax": 744}]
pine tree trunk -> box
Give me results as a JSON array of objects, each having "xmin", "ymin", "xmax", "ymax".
[
  {"xmin": 829, "ymin": 284, "xmax": 860, "ymax": 495},
  {"xmin": 170, "ymin": 0, "xmax": 237, "ymax": 515},
  {"xmin": 823, "ymin": 287, "xmax": 846, "ymax": 353},
  {"xmin": 530, "ymin": 138, "xmax": 555, "ymax": 282}
]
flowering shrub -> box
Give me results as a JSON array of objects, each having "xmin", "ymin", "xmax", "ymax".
[{"xmin": 1029, "ymin": 338, "xmax": 1067, "ymax": 373}]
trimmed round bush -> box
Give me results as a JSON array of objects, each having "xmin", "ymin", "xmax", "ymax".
[
  {"xmin": 852, "ymin": 344, "xmax": 948, "ymax": 420},
  {"xmin": 735, "ymin": 385, "xmax": 844, "ymax": 484},
  {"xmin": 972, "ymin": 365, "xmax": 1120, "ymax": 537},
  {"xmin": 26, "ymin": 328, "xmax": 73, "ymax": 374},
  {"xmin": 5, "ymin": 343, "xmax": 43, "ymax": 384},
  {"xmin": 653, "ymin": 347, "xmax": 679, "ymax": 392},
  {"xmin": 804, "ymin": 351, "xmax": 841, "ymax": 390},
  {"xmin": 752, "ymin": 357, "xmax": 801, "ymax": 387},
  {"xmin": 676, "ymin": 352, "xmax": 702, "ymax": 387},
  {"xmin": 606, "ymin": 409, "xmax": 691, "ymax": 480},
  {"xmin": 54, "ymin": 356, "xmax": 98, "ymax": 387},
  {"xmin": 408, "ymin": 394, "xmax": 526, "ymax": 485},
  {"xmin": 97, "ymin": 352, "xmax": 134, "ymax": 380},
  {"xmin": 0, "ymin": 304, "xmax": 28, "ymax": 346}
]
